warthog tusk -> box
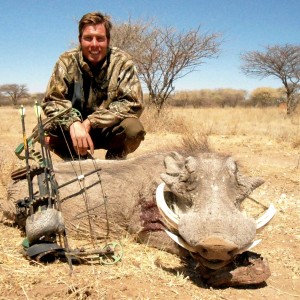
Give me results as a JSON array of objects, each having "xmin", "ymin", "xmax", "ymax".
[
  {"xmin": 234, "ymin": 239, "xmax": 262, "ymax": 255},
  {"xmin": 256, "ymin": 203, "xmax": 276, "ymax": 231},
  {"xmin": 164, "ymin": 229, "xmax": 197, "ymax": 253},
  {"xmin": 156, "ymin": 183, "xmax": 179, "ymax": 230}
]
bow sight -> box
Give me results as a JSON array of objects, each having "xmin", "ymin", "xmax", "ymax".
[{"xmin": 12, "ymin": 103, "xmax": 122, "ymax": 273}]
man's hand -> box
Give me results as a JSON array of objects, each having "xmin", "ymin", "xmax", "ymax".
[{"xmin": 70, "ymin": 120, "xmax": 94, "ymax": 156}]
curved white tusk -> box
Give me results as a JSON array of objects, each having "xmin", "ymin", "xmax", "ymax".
[
  {"xmin": 164, "ymin": 229, "xmax": 197, "ymax": 253},
  {"xmin": 235, "ymin": 239, "xmax": 262, "ymax": 255},
  {"xmin": 156, "ymin": 183, "xmax": 179, "ymax": 230},
  {"xmin": 256, "ymin": 203, "xmax": 276, "ymax": 231}
]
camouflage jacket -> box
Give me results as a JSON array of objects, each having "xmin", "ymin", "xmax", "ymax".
[{"xmin": 42, "ymin": 47, "xmax": 144, "ymax": 130}]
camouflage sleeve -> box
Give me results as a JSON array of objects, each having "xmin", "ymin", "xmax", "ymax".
[
  {"xmin": 87, "ymin": 60, "xmax": 144, "ymax": 129},
  {"xmin": 41, "ymin": 59, "xmax": 81, "ymax": 130}
]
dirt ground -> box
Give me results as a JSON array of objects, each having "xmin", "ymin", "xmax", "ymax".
[{"xmin": 0, "ymin": 109, "xmax": 299, "ymax": 299}]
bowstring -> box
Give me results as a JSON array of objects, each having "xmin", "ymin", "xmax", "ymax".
[
  {"xmin": 55, "ymin": 109, "xmax": 110, "ymax": 246},
  {"xmin": 86, "ymin": 151, "xmax": 110, "ymax": 241},
  {"xmin": 76, "ymin": 113, "xmax": 110, "ymax": 241}
]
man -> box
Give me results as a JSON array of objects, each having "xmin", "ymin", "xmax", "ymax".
[{"xmin": 42, "ymin": 12, "xmax": 145, "ymax": 159}]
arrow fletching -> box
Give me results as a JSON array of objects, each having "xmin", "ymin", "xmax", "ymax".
[
  {"xmin": 34, "ymin": 101, "xmax": 42, "ymax": 118},
  {"xmin": 19, "ymin": 105, "xmax": 25, "ymax": 117}
]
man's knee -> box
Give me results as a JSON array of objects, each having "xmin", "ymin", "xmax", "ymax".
[
  {"xmin": 118, "ymin": 118, "xmax": 146, "ymax": 140},
  {"xmin": 105, "ymin": 118, "xmax": 146, "ymax": 159},
  {"xmin": 121, "ymin": 118, "xmax": 146, "ymax": 154}
]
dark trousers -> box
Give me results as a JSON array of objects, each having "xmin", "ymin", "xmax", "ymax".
[{"xmin": 47, "ymin": 118, "xmax": 146, "ymax": 159}]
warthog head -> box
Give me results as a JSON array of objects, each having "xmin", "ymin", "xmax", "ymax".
[{"xmin": 156, "ymin": 152, "xmax": 275, "ymax": 270}]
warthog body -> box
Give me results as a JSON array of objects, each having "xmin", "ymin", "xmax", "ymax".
[{"xmin": 4, "ymin": 151, "xmax": 273, "ymax": 286}]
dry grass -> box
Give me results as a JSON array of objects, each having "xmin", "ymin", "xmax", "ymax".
[
  {"xmin": 164, "ymin": 107, "xmax": 300, "ymax": 145},
  {"xmin": 0, "ymin": 105, "xmax": 300, "ymax": 299}
]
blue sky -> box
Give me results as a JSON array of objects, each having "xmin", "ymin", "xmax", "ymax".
[{"xmin": 0, "ymin": 0, "xmax": 299, "ymax": 93}]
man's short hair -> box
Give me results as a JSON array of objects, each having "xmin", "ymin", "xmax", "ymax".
[{"xmin": 78, "ymin": 12, "xmax": 112, "ymax": 40}]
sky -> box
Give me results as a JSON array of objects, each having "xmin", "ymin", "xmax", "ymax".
[{"xmin": 0, "ymin": 0, "xmax": 299, "ymax": 94}]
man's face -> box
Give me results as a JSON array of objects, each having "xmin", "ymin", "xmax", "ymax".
[{"xmin": 80, "ymin": 23, "xmax": 109, "ymax": 66}]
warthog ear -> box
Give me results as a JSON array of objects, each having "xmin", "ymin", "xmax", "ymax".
[
  {"xmin": 237, "ymin": 173, "xmax": 265, "ymax": 190},
  {"xmin": 226, "ymin": 156, "xmax": 264, "ymax": 201},
  {"xmin": 226, "ymin": 157, "xmax": 264, "ymax": 189},
  {"xmin": 164, "ymin": 152, "xmax": 185, "ymax": 175}
]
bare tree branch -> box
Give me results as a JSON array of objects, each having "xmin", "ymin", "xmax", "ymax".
[{"xmin": 111, "ymin": 18, "xmax": 222, "ymax": 114}]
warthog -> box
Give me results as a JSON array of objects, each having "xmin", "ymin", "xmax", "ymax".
[{"xmin": 3, "ymin": 151, "xmax": 275, "ymax": 286}]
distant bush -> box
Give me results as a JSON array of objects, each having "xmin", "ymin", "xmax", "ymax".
[
  {"xmin": 169, "ymin": 88, "xmax": 247, "ymax": 108},
  {"xmin": 166, "ymin": 87, "xmax": 291, "ymax": 108},
  {"xmin": 247, "ymin": 87, "xmax": 285, "ymax": 107}
]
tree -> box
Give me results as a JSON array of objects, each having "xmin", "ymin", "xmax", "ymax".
[
  {"xmin": 111, "ymin": 18, "xmax": 222, "ymax": 114},
  {"xmin": 241, "ymin": 44, "xmax": 300, "ymax": 114},
  {"xmin": 0, "ymin": 84, "xmax": 29, "ymax": 106}
]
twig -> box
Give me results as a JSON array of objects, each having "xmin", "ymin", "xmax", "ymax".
[
  {"xmin": 269, "ymin": 284, "xmax": 300, "ymax": 297},
  {"xmin": 21, "ymin": 285, "xmax": 30, "ymax": 300},
  {"xmin": 296, "ymin": 155, "xmax": 300, "ymax": 169},
  {"xmin": 247, "ymin": 196, "xmax": 269, "ymax": 209}
]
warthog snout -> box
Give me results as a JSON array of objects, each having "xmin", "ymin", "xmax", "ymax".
[{"xmin": 197, "ymin": 236, "xmax": 239, "ymax": 261}]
